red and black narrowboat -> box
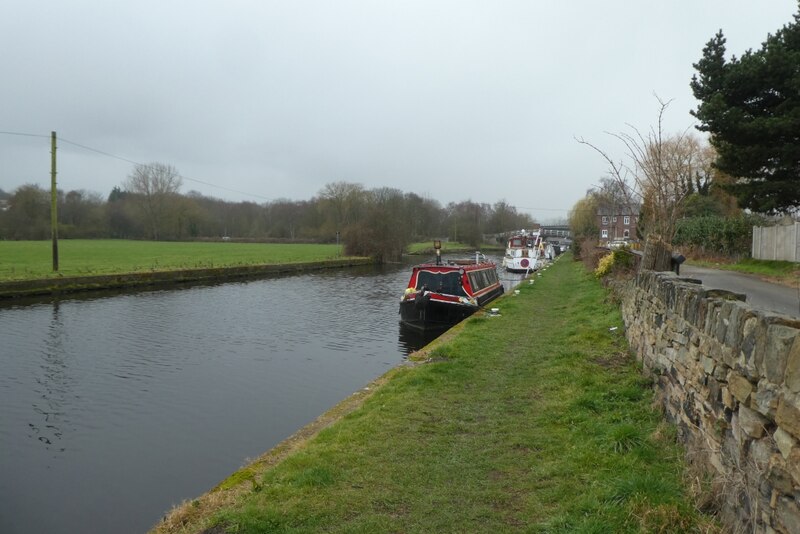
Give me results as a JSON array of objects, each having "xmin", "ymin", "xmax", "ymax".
[{"xmin": 399, "ymin": 253, "xmax": 504, "ymax": 332}]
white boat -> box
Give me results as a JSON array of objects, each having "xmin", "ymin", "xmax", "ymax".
[{"xmin": 502, "ymin": 230, "xmax": 546, "ymax": 273}]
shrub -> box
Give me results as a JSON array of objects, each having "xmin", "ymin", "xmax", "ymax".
[
  {"xmin": 595, "ymin": 253, "xmax": 615, "ymax": 278},
  {"xmin": 673, "ymin": 214, "xmax": 765, "ymax": 257},
  {"xmin": 580, "ymin": 239, "xmax": 606, "ymax": 271},
  {"xmin": 595, "ymin": 249, "xmax": 634, "ymax": 279}
]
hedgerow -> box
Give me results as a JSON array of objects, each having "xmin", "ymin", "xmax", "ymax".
[{"xmin": 672, "ymin": 214, "xmax": 764, "ymax": 256}]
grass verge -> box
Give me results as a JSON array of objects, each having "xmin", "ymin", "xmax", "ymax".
[
  {"xmin": 152, "ymin": 257, "xmax": 718, "ymax": 533},
  {"xmin": 689, "ymin": 257, "xmax": 800, "ymax": 288},
  {"xmin": 0, "ymin": 240, "xmax": 352, "ymax": 281}
]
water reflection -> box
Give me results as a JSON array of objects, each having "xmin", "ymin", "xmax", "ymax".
[
  {"xmin": 31, "ymin": 301, "xmax": 69, "ymax": 452},
  {"xmin": 397, "ymin": 322, "xmax": 446, "ymax": 354}
]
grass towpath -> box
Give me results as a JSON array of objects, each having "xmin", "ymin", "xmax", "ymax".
[
  {"xmin": 0, "ymin": 240, "xmax": 351, "ymax": 281},
  {"xmin": 155, "ymin": 257, "xmax": 717, "ymax": 533}
]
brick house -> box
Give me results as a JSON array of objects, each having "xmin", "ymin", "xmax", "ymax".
[{"xmin": 597, "ymin": 206, "xmax": 639, "ymax": 243}]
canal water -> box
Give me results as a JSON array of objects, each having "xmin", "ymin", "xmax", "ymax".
[{"xmin": 0, "ymin": 256, "xmax": 522, "ymax": 534}]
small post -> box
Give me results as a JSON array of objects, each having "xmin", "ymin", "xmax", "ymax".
[{"xmin": 50, "ymin": 131, "xmax": 59, "ymax": 272}]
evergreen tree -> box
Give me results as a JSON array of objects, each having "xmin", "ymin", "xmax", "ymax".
[{"xmin": 690, "ymin": 8, "xmax": 800, "ymax": 214}]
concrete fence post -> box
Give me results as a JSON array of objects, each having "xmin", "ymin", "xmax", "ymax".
[
  {"xmin": 795, "ymin": 222, "xmax": 800, "ymax": 262},
  {"xmin": 752, "ymin": 226, "xmax": 759, "ymax": 260},
  {"xmin": 774, "ymin": 225, "xmax": 778, "ymax": 260}
]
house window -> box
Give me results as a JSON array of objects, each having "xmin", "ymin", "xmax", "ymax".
[
  {"xmin": 623, "ymin": 230, "xmax": 630, "ymax": 238},
  {"xmin": 601, "ymin": 229, "xmax": 608, "ymax": 239},
  {"xmin": 601, "ymin": 216, "xmax": 608, "ymax": 225},
  {"xmin": 612, "ymin": 216, "xmax": 617, "ymax": 223},
  {"xmin": 623, "ymin": 216, "xmax": 630, "ymax": 225}
]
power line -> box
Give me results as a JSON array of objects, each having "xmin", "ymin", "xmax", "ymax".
[
  {"xmin": 3, "ymin": 130, "xmax": 275, "ymax": 202},
  {"xmin": 59, "ymin": 137, "xmax": 273, "ymax": 200},
  {"xmin": 177, "ymin": 175, "xmax": 273, "ymax": 201},
  {"xmin": 0, "ymin": 130, "xmax": 49, "ymax": 139},
  {"xmin": 59, "ymin": 137, "xmax": 140, "ymax": 166},
  {"xmin": 2, "ymin": 132, "xmax": 580, "ymax": 208}
]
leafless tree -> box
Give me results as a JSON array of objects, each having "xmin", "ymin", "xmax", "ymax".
[
  {"xmin": 576, "ymin": 97, "xmax": 709, "ymax": 244},
  {"xmin": 317, "ymin": 181, "xmax": 366, "ymax": 238},
  {"xmin": 125, "ymin": 162, "xmax": 183, "ymax": 240}
]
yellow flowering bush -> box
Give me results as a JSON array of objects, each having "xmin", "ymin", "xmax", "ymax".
[
  {"xmin": 594, "ymin": 253, "xmax": 615, "ymax": 278},
  {"xmin": 594, "ymin": 249, "xmax": 634, "ymax": 278}
]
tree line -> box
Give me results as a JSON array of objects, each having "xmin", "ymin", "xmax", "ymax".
[{"xmin": 0, "ymin": 165, "xmax": 537, "ymax": 261}]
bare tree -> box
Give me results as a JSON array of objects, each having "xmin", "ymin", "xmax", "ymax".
[
  {"xmin": 317, "ymin": 181, "xmax": 366, "ymax": 239},
  {"xmin": 591, "ymin": 176, "xmax": 631, "ymax": 208},
  {"xmin": 576, "ymin": 97, "xmax": 708, "ymax": 244},
  {"xmin": 125, "ymin": 162, "xmax": 183, "ymax": 240}
]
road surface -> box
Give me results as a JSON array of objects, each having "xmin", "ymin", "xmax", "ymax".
[{"xmin": 680, "ymin": 264, "xmax": 800, "ymax": 317}]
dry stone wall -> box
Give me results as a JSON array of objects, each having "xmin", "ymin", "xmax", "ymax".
[{"xmin": 622, "ymin": 270, "xmax": 800, "ymax": 533}]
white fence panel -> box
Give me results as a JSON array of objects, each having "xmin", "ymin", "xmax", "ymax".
[{"xmin": 752, "ymin": 223, "xmax": 800, "ymax": 262}]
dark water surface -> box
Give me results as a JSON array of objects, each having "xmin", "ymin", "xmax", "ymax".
[{"xmin": 0, "ymin": 256, "xmax": 521, "ymax": 534}]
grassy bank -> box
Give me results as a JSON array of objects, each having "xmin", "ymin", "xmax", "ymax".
[
  {"xmin": 0, "ymin": 240, "xmax": 351, "ymax": 281},
  {"xmin": 154, "ymin": 257, "xmax": 716, "ymax": 533}
]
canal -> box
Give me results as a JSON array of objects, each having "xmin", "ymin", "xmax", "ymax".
[{"xmin": 0, "ymin": 256, "xmax": 522, "ymax": 534}]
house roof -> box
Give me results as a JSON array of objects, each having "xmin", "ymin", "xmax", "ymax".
[{"xmin": 596, "ymin": 205, "xmax": 639, "ymax": 216}]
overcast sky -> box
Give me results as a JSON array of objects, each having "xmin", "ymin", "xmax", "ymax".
[{"xmin": 1, "ymin": 1, "xmax": 797, "ymax": 222}]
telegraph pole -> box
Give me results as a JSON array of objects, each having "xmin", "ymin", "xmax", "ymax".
[{"xmin": 51, "ymin": 131, "xmax": 58, "ymax": 271}]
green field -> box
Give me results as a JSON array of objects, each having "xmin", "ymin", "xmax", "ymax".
[
  {"xmin": 0, "ymin": 240, "xmax": 350, "ymax": 281},
  {"xmin": 407, "ymin": 240, "xmax": 505, "ymax": 255},
  {"xmin": 155, "ymin": 256, "xmax": 716, "ymax": 534}
]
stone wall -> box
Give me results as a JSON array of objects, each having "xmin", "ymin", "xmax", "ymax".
[{"xmin": 622, "ymin": 270, "xmax": 800, "ymax": 533}]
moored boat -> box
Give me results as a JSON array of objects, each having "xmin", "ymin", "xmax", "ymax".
[
  {"xmin": 502, "ymin": 230, "xmax": 543, "ymax": 273},
  {"xmin": 399, "ymin": 251, "xmax": 504, "ymax": 332}
]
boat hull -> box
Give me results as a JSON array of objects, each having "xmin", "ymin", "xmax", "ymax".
[
  {"xmin": 399, "ymin": 285, "xmax": 504, "ymax": 332},
  {"xmin": 398, "ymin": 257, "xmax": 504, "ymax": 332},
  {"xmin": 503, "ymin": 257, "xmax": 537, "ymax": 273},
  {"xmin": 503, "ymin": 230, "xmax": 544, "ymax": 272}
]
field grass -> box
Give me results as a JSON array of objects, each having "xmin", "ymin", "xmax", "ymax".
[
  {"xmin": 0, "ymin": 240, "xmax": 350, "ymax": 281},
  {"xmin": 407, "ymin": 240, "xmax": 504, "ymax": 254},
  {"xmin": 154, "ymin": 256, "xmax": 717, "ymax": 534}
]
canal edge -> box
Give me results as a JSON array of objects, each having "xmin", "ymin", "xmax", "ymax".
[
  {"xmin": 158, "ymin": 375, "xmax": 397, "ymax": 532},
  {"xmin": 0, "ymin": 258, "xmax": 374, "ymax": 300},
  {"xmin": 150, "ymin": 318, "xmax": 474, "ymax": 533}
]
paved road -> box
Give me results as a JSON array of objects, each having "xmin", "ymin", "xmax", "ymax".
[{"xmin": 680, "ymin": 264, "xmax": 800, "ymax": 317}]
